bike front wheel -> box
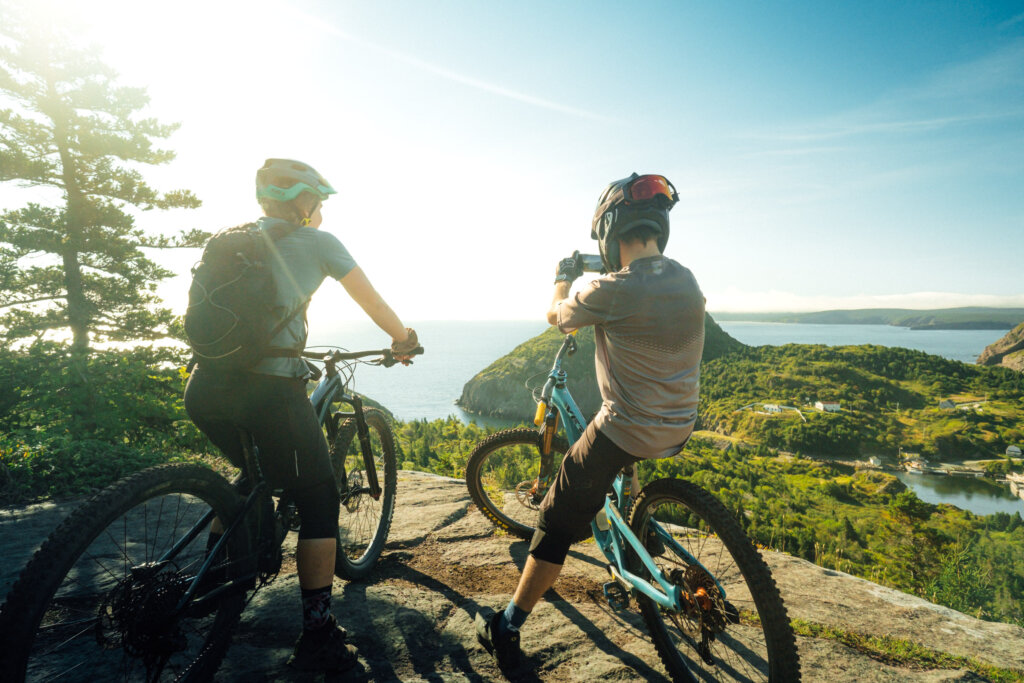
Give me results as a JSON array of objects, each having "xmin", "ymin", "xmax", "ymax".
[
  {"xmin": 465, "ymin": 427, "xmax": 569, "ymax": 540},
  {"xmin": 627, "ymin": 478, "xmax": 800, "ymax": 682},
  {"xmin": 331, "ymin": 407, "xmax": 397, "ymax": 580},
  {"xmin": 0, "ymin": 463, "xmax": 252, "ymax": 683}
]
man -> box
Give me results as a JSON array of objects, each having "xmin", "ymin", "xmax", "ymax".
[
  {"xmin": 185, "ymin": 159, "xmax": 418, "ymax": 673},
  {"xmin": 475, "ymin": 173, "xmax": 705, "ymax": 668}
]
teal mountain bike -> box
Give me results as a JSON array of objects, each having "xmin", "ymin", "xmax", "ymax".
[
  {"xmin": 0, "ymin": 346, "xmax": 420, "ymax": 682},
  {"xmin": 466, "ymin": 333, "xmax": 800, "ymax": 682}
]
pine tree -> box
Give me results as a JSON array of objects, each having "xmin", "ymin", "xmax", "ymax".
[{"xmin": 0, "ymin": 4, "xmax": 204, "ymax": 354}]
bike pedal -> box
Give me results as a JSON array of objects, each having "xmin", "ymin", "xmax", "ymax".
[{"xmin": 602, "ymin": 581, "xmax": 630, "ymax": 610}]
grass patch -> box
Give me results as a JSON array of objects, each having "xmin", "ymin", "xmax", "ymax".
[{"xmin": 791, "ymin": 618, "xmax": 1024, "ymax": 682}]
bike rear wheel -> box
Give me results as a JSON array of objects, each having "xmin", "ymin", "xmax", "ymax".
[
  {"xmin": 627, "ymin": 478, "xmax": 800, "ymax": 682},
  {"xmin": 465, "ymin": 427, "xmax": 569, "ymax": 540},
  {"xmin": 0, "ymin": 463, "xmax": 252, "ymax": 682},
  {"xmin": 330, "ymin": 407, "xmax": 397, "ymax": 580}
]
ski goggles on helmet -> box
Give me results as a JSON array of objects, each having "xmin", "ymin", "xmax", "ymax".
[
  {"xmin": 595, "ymin": 173, "xmax": 678, "ymax": 212},
  {"xmin": 623, "ymin": 174, "xmax": 678, "ymax": 205}
]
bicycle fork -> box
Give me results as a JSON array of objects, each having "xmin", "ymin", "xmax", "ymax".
[{"xmin": 349, "ymin": 395, "xmax": 382, "ymax": 500}]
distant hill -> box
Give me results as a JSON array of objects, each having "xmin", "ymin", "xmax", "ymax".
[
  {"xmin": 699, "ymin": 343, "xmax": 1024, "ymax": 459},
  {"xmin": 457, "ymin": 313, "xmax": 744, "ymax": 420},
  {"xmin": 711, "ymin": 307, "xmax": 1024, "ymax": 330},
  {"xmin": 459, "ymin": 319, "xmax": 1024, "ymax": 459}
]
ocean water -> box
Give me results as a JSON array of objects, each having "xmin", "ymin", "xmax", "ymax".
[
  {"xmin": 716, "ymin": 321, "xmax": 1002, "ymax": 365},
  {"xmin": 306, "ymin": 319, "xmax": 546, "ymax": 422},
  {"xmin": 305, "ymin": 319, "xmax": 1002, "ymax": 422}
]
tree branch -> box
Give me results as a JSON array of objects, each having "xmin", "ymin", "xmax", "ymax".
[{"xmin": 0, "ymin": 294, "xmax": 64, "ymax": 309}]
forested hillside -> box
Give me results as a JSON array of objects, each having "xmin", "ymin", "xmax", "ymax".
[
  {"xmin": 701, "ymin": 344, "xmax": 1024, "ymax": 459},
  {"xmin": 459, "ymin": 324, "xmax": 1024, "ymax": 460},
  {"xmin": 457, "ymin": 313, "xmax": 744, "ymax": 419}
]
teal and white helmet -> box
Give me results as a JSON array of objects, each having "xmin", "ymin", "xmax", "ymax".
[{"xmin": 256, "ymin": 159, "xmax": 337, "ymax": 202}]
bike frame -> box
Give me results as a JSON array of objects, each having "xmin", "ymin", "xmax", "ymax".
[
  {"xmin": 167, "ymin": 349, "xmax": 395, "ymax": 614},
  {"xmin": 537, "ymin": 333, "xmax": 725, "ymax": 612}
]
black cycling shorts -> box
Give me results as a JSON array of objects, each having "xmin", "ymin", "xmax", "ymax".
[
  {"xmin": 184, "ymin": 365, "xmax": 338, "ymax": 538},
  {"xmin": 529, "ymin": 422, "xmax": 639, "ymax": 565}
]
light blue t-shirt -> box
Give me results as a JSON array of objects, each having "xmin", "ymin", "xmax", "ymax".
[{"xmin": 250, "ymin": 217, "xmax": 357, "ymax": 378}]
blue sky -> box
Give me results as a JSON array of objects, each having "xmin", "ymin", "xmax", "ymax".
[{"xmin": 5, "ymin": 0, "xmax": 1024, "ymax": 322}]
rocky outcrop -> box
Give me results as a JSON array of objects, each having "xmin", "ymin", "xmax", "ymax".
[
  {"xmin": 458, "ymin": 313, "xmax": 745, "ymax": 421},
  {"xmin": 977, "ymin": 321, "xmax": 1024, "ymax": 371},
  {"xmin": 5, "ymin": 471, "xmax": 1023, "ymax": 681}
]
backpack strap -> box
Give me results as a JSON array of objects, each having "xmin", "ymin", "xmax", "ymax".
[
  {"xmin": 263, "ymin": 298, "xmax": 311, "ymax": 358},
  {"xmin": 258, "ymin": 220, "xmax": 311, "ymax": 360}
]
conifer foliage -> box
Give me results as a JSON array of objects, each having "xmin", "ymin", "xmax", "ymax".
[{"xmin": 0, "ymin": 2, "xmax": 204, "ymax": 352}]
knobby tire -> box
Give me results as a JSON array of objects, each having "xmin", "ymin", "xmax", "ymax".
[
  {"xmin": 627, "ymin": 478, "xmax": 800, "ymax": 682},
  {"xmin": 330, "ymin": 407, "xmax": 397, "ymax": 580},
  {"xmin": 465, "ymin": 427, "xmax": 569, "ymax": 540},
  {"xmin": 0, "ymin": 463, "xmax": 251, "ymax": 683}
]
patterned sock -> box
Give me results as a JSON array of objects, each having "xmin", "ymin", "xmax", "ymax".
[
  {"xmin": 301, "ymin": 585, "xmax": 333, "ymax": 632},
  {"xmin": 499, "ymin": 599, "xmax": 530, "ymax": 634}
]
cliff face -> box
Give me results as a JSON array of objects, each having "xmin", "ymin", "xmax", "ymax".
[
  {"xmin": 977, "ymin": 320, "xmax": 1024, "ymax": 371},
  {"xmin": 457, "ymin": 313, "xmax": 745, "ymax": 421}
]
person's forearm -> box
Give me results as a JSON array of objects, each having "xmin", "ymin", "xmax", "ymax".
[
  {"xmin": 362, "ymin": 296, "xmax": 407, "ymax": 341},
  {"xmin": 546, "ymin": 282, "xmax": 572, "ymax": 326},
  {"xmin": 340, "ymin": 266, "xmax": 408, "ymax": 342}
]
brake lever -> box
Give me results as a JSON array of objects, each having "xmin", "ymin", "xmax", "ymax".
[{"xmin": 304, "ymin": 360, "xmax": 323, "ymax": 382}]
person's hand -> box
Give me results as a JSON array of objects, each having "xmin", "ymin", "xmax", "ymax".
[
  {"xmin": 391, "ymin": 328, "xmax": 419, "ymax": 364},
  {"xmin": 554, "ymin": 255, "xmax": 582, "ymax": 285}
]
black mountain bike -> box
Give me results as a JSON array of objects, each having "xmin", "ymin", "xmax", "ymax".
[{"xmin": 0, "ymin": 346, "xmax": 421, "ymax": 682}]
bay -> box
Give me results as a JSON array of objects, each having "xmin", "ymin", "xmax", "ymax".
[
  {"xmin": 716, "ymin": 321, "xmax": 1001, "ymax": 364},
  {"xmin": 894, "ymin": 471, "xmax": 1024, "ymax": 517}
]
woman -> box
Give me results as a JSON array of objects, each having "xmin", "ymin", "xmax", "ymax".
[{"xmin": 185, "ymin": 158, "xmax": 418, "ymax": 673}]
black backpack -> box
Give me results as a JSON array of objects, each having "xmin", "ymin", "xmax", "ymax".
[{"xmin": 185, "ymin": 221, "xmax": 309, "ymax": 371}]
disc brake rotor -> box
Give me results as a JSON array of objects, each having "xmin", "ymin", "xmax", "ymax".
[
  {"xmin": 514, "ymin": 480, "xmax": 543, "ymax": 510},
  {"xmin": 683, "ymin": 565, "xmax": 727, "ymax": 633}
]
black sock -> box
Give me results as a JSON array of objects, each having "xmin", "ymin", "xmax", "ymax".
[{"xmin": 301, "ymin": 585, "xmax": 332, "ymax": 632}]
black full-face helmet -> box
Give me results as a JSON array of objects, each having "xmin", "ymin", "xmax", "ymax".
[{"xmin": 591, "ymin": 173, "xmax": 678, "ymax": 271}]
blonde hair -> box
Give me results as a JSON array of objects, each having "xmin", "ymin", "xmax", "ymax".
[{"xmin": 258, "ymin": 176, "xmax": 320, "ymax": 223}]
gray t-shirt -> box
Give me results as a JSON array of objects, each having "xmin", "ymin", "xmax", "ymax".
[
  {"xmin": 556, "ymin": 255, "xmax": 704, "ymax": 459},
  {"xmin": 250, "ymin": 217, "xmax": 357, "ymax": 378}
]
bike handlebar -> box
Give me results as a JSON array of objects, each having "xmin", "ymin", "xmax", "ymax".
[{"xmin": 301, "ymin": 346, "xmax": 425, "ymax": 364}]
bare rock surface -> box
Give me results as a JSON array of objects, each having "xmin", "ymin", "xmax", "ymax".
[
  {"xmin": 977, "ymin": 321, "xmax": 1024, "ymax": 370},
  {"xmin": 3, "ymin": 470, "xmax": 1023, "ymax": 681}
]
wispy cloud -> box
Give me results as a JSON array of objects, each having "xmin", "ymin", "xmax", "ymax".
[
  {"xmin": 748, "ymin": 40, "xmax": 1024, "ymax": 145},
  {"xmin": 292, "ymin": 8, "xmax": 613, "ymax": 123},
  {"xmin": 999, "ymin": 12, "xmax": 1024, "ymax": 31}
]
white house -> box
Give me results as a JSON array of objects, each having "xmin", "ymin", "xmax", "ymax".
[
  {"xmin": 939, "ymin": 399, "xmax": 955, "ymax": 410},
  {"xmin": 1008, "ymin": 445, "xmax": 1023, "ymax": 458},
  {"xmin": 763, "ymin": 403, "xmax": 782, "ymax": 414},
  {"xmin": 814, "ymin": 401, "xmax": 841, "ymax": 413}
]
